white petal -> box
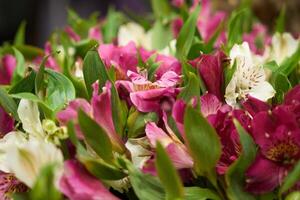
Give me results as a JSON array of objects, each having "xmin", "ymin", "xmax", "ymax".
[
  {"xmin": 118, "ymin": 22, "xmax": 147, "ymax": 47},
  {"xmin": 230, "ymin": 42, "xmax": 254, "ymax": 68},
  {"xmin": 225, "ymin": 76, "xmax": 239, "ymax": 106},
  {"xmin": 17, "ymin": 99, "xmax": 45, "ymax": 139},
  {"xmin": 249, "ymin": 81, "xmax": 275, "ymax": 101}
]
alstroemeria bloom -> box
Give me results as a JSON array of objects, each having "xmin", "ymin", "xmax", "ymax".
[
  {"xmin": 117, "ymin": 70, "xmax": 180, "ymax": 113},
  {"xmin": 268, "ymin": 32, "xmax": 299, "ymax": 65},
  {"xmin": 65, "ymin": 26, "xmax": 81, "ymax": 42},
  {"xmin": 88, "ymin": 25, "xmax": 102, "ymax": 42},
  {"xmin": 0, "ymin": 55, "xmax": 16, "ymax": 85},
  {"xmin": 189, "ymin": 50, "xmax": 227, "ymax": 100},
  {"xmin": 118, "ymin": 22, "xmax": 152, "ymax": 50},
  {"xmin": 145, "ymin": 122, "xmax": 193, "ymax": 173},
  {"xmin": 0, "ymin": 99, "xmax": 63, "ymax": 188},
  {"xmin": 33, "ymin": 42, "xmax": 60, "ymax": 71},
  {"xmin": 197, "ymin": 0, "xmax": 226, "ymax": 43},
  {"xmin": 225, "ymin": 42, "xmax": 275, "ymax": 106},
  {"xmin": 245, "ymin": 85, "xmax": 300, "ymax": 194},
  {"xmin": 0, "ymin": 106, "xmax": 14, "ymax": 138},
  {"xmin": 0, "ymin": 172, "xmax": 27, "ymax": 200},
  {"xmin": 59, "ymin": 160, "xmax": 119, "ymax": 200}
]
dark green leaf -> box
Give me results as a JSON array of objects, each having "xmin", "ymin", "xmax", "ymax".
[
  {"xmin": 35, "ymin": 55, "xmax": 49, "ymax": 95},
  {"xmin": 15, "ymin": 45, "xmax": 44, "ymax": 59},
  {"xmin": 273, "ymin": 73, "xmax": 291, "ymax": 103},
  {"xmin": 225, "ymin": 120, "xmax": 256, "ymax": 200},
  {"xmin": 280, "ymin": 160, "xmax": 300, "ymax": 194},
  {"xmin": 176, "ymin": 5, "xmax": 201, "ymax": 60},
  {"xmin": 74, "ymin": 39, "xmax": 98, "ymax": 58},
  {"xmin": 184, "ymin": 187, "xmax": 221, "ymax": 200},
  {"xmin": 83, "ymin": 50, "xmax": 109, "ymax": 97},
  {"xmin": 14, "ymin": 21, "xmax": 26, "ymax": 45},
  {"xmin": 78, "ymin": 109, "xmax": 114, "ymax": 162},
  {"xmin": 178, "ymin": 72, "xmax": 200, "ymax": 102},
  {"xmin": 275, "ymin": 5, "xmax": 286, "ymax": 33},
  {"xmin": 0, "ymin": 87, "xmax": 19, "ymax": 121},
  {"xmin": 184, "ymin": 106, "xmax": 221, "ymax": 185},
  {"xmin": 155, "ymin": 142, "xmax": 184, "ymax": 200},
  {"xmin": 12, "ymin": 48, "xmax": 25, "ymax": 84},
  {"xmin": 9, "ymin": 71, "xmax": 36, "ymax": 94}
]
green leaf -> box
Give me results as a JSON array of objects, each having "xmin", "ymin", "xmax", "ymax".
[
  {"xmin": 15, "ymin": 45, "xmax": 44, "ymax": 59},
  {"xmin": 30, "ymin": 164, "xmax": 62, "ymax": 200},
  {"xmin": 184, "ymin": 187, "xmax": 221, "ymax": 200},
  {"xmin": 151, "ymin": 0, "xmax": 171, "ymax": 20},
  {"xmin": 35, "ymin": 55, "xmax": 49, "ymax": 95},
  {"xmin": 111, "ymin": 84, "xmax": 127, "ymax": 137},
  {"xmin": 224, "ymin": 59, "xmax": 237, "ymax": 87},
  {"xmin": 178, "ymin": 72, "xmax": 200, "ymax": 102},
  {"xmin": 102, "ymin": 7, "xmax": 124, "ymax": 43},
  {"xmin": 285, "ymin": 191, "xmax": 300, "ymax": 200},
  {"xmin": 74, "ymin": 39, "xmax": 98, "ymax": 58},
  {"xmin": 264, "ymin": 60, "xmax": 279, "ymax": 72},
  {"xmin": 273, "ymin": 73, "xmax": 291, "ymax": 103},
  {"xmin": 127, "ymin": 109, "xmax": 158, "ymax": 138},
  {"xmin": 79, "ymin": 156, "xmax": 126, "ymax": 180},
  {"xmin": 0, "ymin": 87, "xmax": 19, "ymax": 121},
  {"xmin": 225, "ymin": 120, "xmax": 256, "ymax": 200},
  {"xmin": 155, "ymin": 142, "xmax": 184, "ymax": 200},
  {"xmin": 78, "ymin": 109, "xmax": 113, "ymax": 162},
  {"xmin": 151, "ymin": 21, "xmax": 172, "ymax": 50},
  {"xmin": 184, "ymin": 106, "xmax": 221, "ymax": 185},
  {"xmin": 227, "ymin": 8, "xmax": 251, "ymax": 50},
  {"xmin": 9, "ymin": 70, "xmax": 36, "ymax": 94},
  {"xmin": 275, "ymin": 5, "xmax": 286, "ymax": 33},
  {"xmin": 14, "ymin": 21, "xmax": 26, "ymax": 45},
  {"xmin": 176, "ymin": 5, "xmax": 201, "ymax": 61},
  {"xmin": 83, "ymin": 50, "xmax": 109, "ymax": 97},
  {"xmin": 12, "ymin": 48, "xmax": 25, "ymax": 84},
  {"xmin": 126, "ymin": 159, "xmax": 165, "ymax": 200},
  {"xmin": 10, "ymin": 92, "xmax": 41, "ymax": 102},
  {"xmin": 67, "ymin": 121, "xmax": 80, "ymax": 147},
  {"xmin": 44, "ymin": 69, "xmax": 76, "ymax": 111},
  {"xmin": 280, "ymin": 160, "xmax": 300, "ymax": 194},
  {"xmin": 276, "ymin": 45, "xmax": 300, "ymax": 76}
]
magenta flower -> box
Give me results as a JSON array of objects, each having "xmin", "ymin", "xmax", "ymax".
[
  {"xmin": 171, "ymin": 0, "xmax": 184, "ymax": 8},
  {"xmin": 0, "ymin": 106, "xmax": 14, "ymax": 138},
  {"xmin": 171, "ymin": 18, "xmax": 183, "ymax": 38},
  {"xmin": 246, "ymin": 86, "xmax": 300, "ymax": 194},
  {"xmin": 116, "ymin": 70, "xmax": 180, "ymax": 113},
  {"xmin": 0, "ymin": 55, "xmax": 16, "ymax": 85},
  {"xmin": 197, "ymin": 0, "xmax": 226, "ymax": 43},
  {"xmin": 64, "ymin": 26, "xmax": 81, "ymax": 42},
  {"xmin": 59, "ymin": 160, "xmax": 119, "ymax": 200},
  {"xmin": 155, "ymin": 54, "xmax": 182, "ymax": 79},
  {"xmin": 189, "ymin": 50, "xmax": 227, "ymax": 100},
  {"xmin": 0, "ymin": 172, "xmax": 27, "ymax": 200},
  {"xmin": 57, "ymin": 99, "xmax": 92, "ymax": 139},
  {"xmin": 243, "ymin": 23, "xmax": 271, "ymax": 55},
  {"xmin": 88, "ymin": 25, "xmax": 102, "ymax": 42},
  {"xmin": 91, "ymin": 81, "xmax": 125, "ymax": 152}
]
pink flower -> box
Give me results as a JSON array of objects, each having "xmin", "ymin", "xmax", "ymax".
[
  {"xmin": 59, "ymin": 160, "xmax": 119, "ymax": 200},
  {"xmin": 172, "ymin": 0, "xmax": 184, "ymax": 8},
  {"xmin": 65, "ymin": 26, "xmax": 81, "ymax": 42},
  {"xmin": 0, "ymin": 171, "xmax": 27, "ymax": 200},
  {"xmin": 243, "ymin": 23, "xmax": 271, "ymax": 55},
  {"xmin": 197, "ymin": 0, "xmax": 226, "ymax": 43},
  {"xmin": 0, "ymin": 106, "xmax": 14, "ymax": 138},
  {"xmin": 246, "ymin": 85, "xmax": 300, "ymax": 194},
  {"xmin": 189, "ymin": 50, "xmax": 227, "ymax": 100},
  {"xmin": 88, "ymin": 25, "xmax": 102, "ymax": 42},
  {"xmin": 91, "ymin": 81, "xmax": 125, "ymax": 152},
  {"xmin": 116, "ymin": 70, "xmax": 180, "ymax": 113},
  {"xmin": 171, "ymin": 18, "xmax": 183, "ymax": 38},
  {"xmin": 0, "ymin": 55, "xmax": 16, "ymax": 85},
  {"xmin": 155, "ymin": 54, "xmax": 182, "ymax": 79},
  {"xmin": 57, "ymin": 99, "xmax": 92, "ymax": 139}
]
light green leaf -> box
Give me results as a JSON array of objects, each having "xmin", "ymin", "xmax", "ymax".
[
  {"xmin": 184, "ymin": 106, "xmax": 221, "ymax": 185},
  {"xmin": 184, "ymin": 187, "xmax": 221, "ymax": 200},
  {"xmin": 225, "ymin": 120, "xmax": 256, "ymax": 200},
  {"xmin": 275, "ymin": 5, "xmax": 286, "ymax": 33},
  {"xmin": 78, "ymin": 109, "xmax": 114, "ymax": 162},
  {"xmin": 155, "ymin": 142, "xmax": 184, "ymax": 200},
  {"xmin": 285, "ymin": 191, "xmax": 300, "ymax": 200},
  {"xmin": 14, "ymin": 21, "xmax": 26, "ymax": 46},
  {"xmin": 176, "ymin": 5, "xmax": 201, "ymax": 61},
  {"xmin": 35, "ymin": 55, "xmax": 49, "ymax": 95},
  {"xmin": 151, "ymin": 0, "xmax": 171, "ymax": 20},
  {"xmin": 151, "ymin": 21, "xmax": 172, "ymax": 50},
  {"xmin": 12, "ymin": 48, "xmax": 25, "ymax": 84},
  {"xmin": 0, "ymin": 87, "xmax": 19, "ymax": 121}
]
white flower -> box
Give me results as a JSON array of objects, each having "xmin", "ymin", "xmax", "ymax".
[
  {"xmin": 225, "ymin": 42, "xmax": 275, "ymax": 106},
  {"xmin": 118, "ymin": 22, "xmax": 152, "ymax": 50},
  {"xmin": 0, "ymin": 99, "xmax": 63, "ymax": 187},
  {"xmin": 269, "ymin": 32, "xmax": 299, "ymax": 65}
]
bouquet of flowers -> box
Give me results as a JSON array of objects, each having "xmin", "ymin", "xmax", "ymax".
[{"xmin": 0, "ymin": 0, "xmax": 299, "ymax": 199}]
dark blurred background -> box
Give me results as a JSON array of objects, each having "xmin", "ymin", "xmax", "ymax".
[{"xmin": 0, "ymin": 0, "xmax": 299, "ymax": 47}]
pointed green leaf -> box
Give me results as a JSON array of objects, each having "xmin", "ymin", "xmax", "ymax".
[
  {"xmin": 184, "ymin": 106, "xmax": 221, "ymax": 185},
  {"xmin": 184, "ymin": 187, "xmax": 221, "ymax": 200},
  {"xmin": 9, "ymin": 71, "xmax": 36, "ymax": 94},
  {"xmin": 275, "ymin": 5, "xmax": 286, "ymax": 33},
  {"xmin": 280, "ymin": 160, "xmax": 300, "ymax": 194},
  {"xmin": 225, "ymin": 120, "xmax": 256, "ymax": 200},
  {"xmin": 0, "ymin": 87, "xmax": 19, "ymax": 121},
  {"xmin": 78, "ymin": 109, "xmax": 113, "ymax": 162},
  {"xmin": 155, "ymin": 142, "xmax": 184, "ymax": 200},
  {"xmin": 14, "ymin": 21, "xmax": 26, "ymax": 46},
  {"xmin": 176, "ymin": 5, "xmax": 201, "ymax": 60},
  {"xmin": 12, "ymin": 48, "xmax": 25, "ymax": 84},
  {"xmin": 35, "ymin": 55, "xmax": 50, "ymax": 95}
]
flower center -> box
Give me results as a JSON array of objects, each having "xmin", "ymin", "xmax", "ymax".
[
  {"xmin": 265, "ymin": 141, "xmax": 300, "ymax": 164},
  {"xmin": 133, "ymin": 83, "xmax": 159, "ymax": 91},
  {"xmin": 0, "ymin": 173, "xmax": 27, "ymax": 199}
]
